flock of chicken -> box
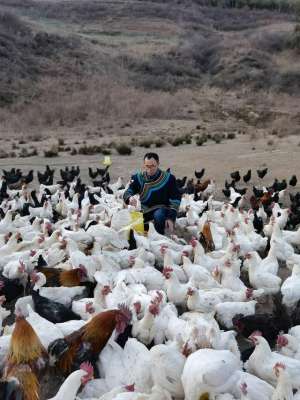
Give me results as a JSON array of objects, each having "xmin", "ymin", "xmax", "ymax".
[{"xmin": 0, "ymin": 165, "xmax": 300, "ymax": 400}]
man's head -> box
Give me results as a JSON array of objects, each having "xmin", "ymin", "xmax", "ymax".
[{"xmin": 144, "ymin": 153, "xmax": 159, "ymax": 177}]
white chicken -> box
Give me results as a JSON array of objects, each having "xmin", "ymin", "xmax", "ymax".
[
  {"xmin": 215, "ymin": 300, "xmax": 257, "ymax": 329},
  {"xmin": 150, "ymin": 340, "xmax": 185, "ymax": 398},
  {"xmin": 245, "ymin": 332, "xmax": 300, "ymax": 388},
  {"xmin": 181, "ymin": 348, "xmax": 242, "ymax": 400},
  {"xmin": 281, "ymin": 263, "xmax": 300, "ymax": 309}
]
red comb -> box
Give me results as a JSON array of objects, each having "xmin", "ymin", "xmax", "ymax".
[{"xmin": 80, "ymin": 362, "xmax": 94, "ymax": 376}]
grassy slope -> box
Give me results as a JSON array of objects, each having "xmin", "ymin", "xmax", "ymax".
[{"xmin": 0, "ymin": 0, "xmax": 299, "ymax": 133}]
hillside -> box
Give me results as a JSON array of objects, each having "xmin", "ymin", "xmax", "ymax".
[{"xmin": 0, "ymin": 0, "xmax": 299, "ymax": 138}]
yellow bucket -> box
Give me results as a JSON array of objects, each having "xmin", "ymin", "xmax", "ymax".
[{"xmin": 129, "ymin": 211, "xmax": 144, "ymax": 235}]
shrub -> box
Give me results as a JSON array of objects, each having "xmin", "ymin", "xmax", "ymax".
[
  {"xmin": 70, "ymin": 148, "xmax": 77, "ymax": 155},
  {"xmin": 196, "ymin": 138, "xmax": 205, "ymax": 146},
  {"xmin": 116, "ymin": 143, "xmax": 132, "ymax": 155},
  {"xmin": 107, "ymin": 141, "xmax": 117, "ymax": 149},
  {"xmin": 19, "ymin": 148, "xmax": 29, "ymax": 158},
  {"xmin": 102, "ymin": 148, "xmax": 111, "ymax": 155},
  {"xmin": 0, "ymin": 150, "xmax": 9, "ymax": 158},
  {"xmin": 213, "ymin": 133, "xmax": 222, "ymax": 143},
  {"xmin": 78, "ymin": 145, "xmax": 102, "ymax": 155},
  {"xmin": 154, "ymin": 139, "xmax": 166, "ymax": 148},
  {"xmin": 170, "ymin": 136, "xmax": 185, "ymax": 146},
  {"xmin": 44, "ymin": 145, "xmax": 59, "ymax": 157},
  {"xmin": 138, "ymin": 139, "xmax": 153, "ymax": 148},
  {"xmin": 58, "ymin": 137, "xmax": 65, "ymax": 146},
  {"xmin": 184, "ymin": 134, "xmax": 192, "ymax": 144},
  {"xmin": 29, "ymin": 133, "xmax": 43, "ymax": 142},
  {"xmin": 227, "ymin": 132, "xmax": 236, "ymax": 139}
]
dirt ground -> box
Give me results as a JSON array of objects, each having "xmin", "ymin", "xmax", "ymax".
[{"xmin": 0, "ymin": 127, "xmax": 299, "ymax": 195}]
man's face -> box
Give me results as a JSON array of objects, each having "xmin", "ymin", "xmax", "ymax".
[{"xmin": 144, "ymin": 157, "xmax": 159, "ymax": 176}]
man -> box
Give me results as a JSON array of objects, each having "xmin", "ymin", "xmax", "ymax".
[{"xmin": 123, "ymin": 152, "xmax": 181, "ymax": 235}]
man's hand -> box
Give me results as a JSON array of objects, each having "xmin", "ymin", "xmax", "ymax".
[
  {"xmin": 165, "ymin": 219, "xmax": 174, "ymax": 233},
  {"xmin": 129, "ymin": 197, "xmax": 137, "ymax": 207}
]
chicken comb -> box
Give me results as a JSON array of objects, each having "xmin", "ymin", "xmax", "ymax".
[
  {"xmin": 85, "ymin": 302, "xmax": 95, "ymax": 314},
  {"xmin": 30, "ymin": 249, "xmax": 37, "ymax": 257},
  {"xmin": 277, "ymin": 335, "xmax": 288, "ymax": 347},
  {"xmin": 80, "ymin": 361, "xmax": 94, "ymax": 376},
  {"xmin": 274, "ymin": 362, "xmax": 285, "ymax": 370},
  {"xmin": 78, "ymin": 264, "xmax": 87, "ymax": 276},
  {"xmin": 148, "ymin": 302, "xmax": 160, "ymax": 316},
  {"xmin": 118, "ymin": 303, "xmax": 132, "ymax": 321},
  {"xmin": 101, "ymin": 285, "xmax": 112, "ymax": 295},
  {"xmin": 163, "ymin": 266, "xmax": 173, "ymax": 273},
  {"xmin": 249, "ymin": 330, "xmax": 262, "ymax": 338},
  {"xmin": 125, "ymin": 384, "xmax": 135, "ymax": 392},
  {"xmin": 240, "ymin": 382, "xmax": 247, "ymax": 395},
  {"xmin": 155, "ymin": 290, "xmax": 163, "ymax": 303}
]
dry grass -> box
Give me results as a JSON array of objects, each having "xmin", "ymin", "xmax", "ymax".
[
  {"xmin": 0, "ymin": 0, "xmax": 299, "ymax": 139},
  {"xmin": 1, "ymin": 74, "xmax": 187, "ymax": 131}
]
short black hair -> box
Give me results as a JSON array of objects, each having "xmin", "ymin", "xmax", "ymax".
[{"xmin": 144, "ymin": 152, "xmax": 159, "ymax": 162}]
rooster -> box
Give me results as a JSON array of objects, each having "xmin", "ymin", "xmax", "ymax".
[
  {"xmin": 48, "ymin": 305, "xmax": 132, "ymax": 375},
  {"xmin": 2, "ymin": 364, "xmax": 40, "ymax": 400},
  {"xmin": 6, "ymin": 315, "xmax": 47, "ymax": 371},
  {"xmin": 200, "ymin": 222, "xmax": 215, "ymax": 252},
  {"xmin": 2, "ymin": 315, "xmax": 47, "ymax": 399}
]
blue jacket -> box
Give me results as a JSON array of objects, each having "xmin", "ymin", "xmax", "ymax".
[{"xmin": 123, "ymin": 169, "xmax": 181, "ymax": 220}]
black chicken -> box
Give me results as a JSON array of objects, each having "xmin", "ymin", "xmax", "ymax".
[
  {"xmin": 272, "ymin": 179, "xmax": 287, "ymax": 192},
  {"xmin": 232, "ymin": 294, "xmax": 292, "ymax": 347},
  {"xmin": 289, "ymin": 175, "xmax": 297, "ymax": 187},
  {"xmin": 235, "ymin": 187, "xmax": 247, "ymax": 196},
  {"xmin": 257, "ymin": 168, "xmax": 268, "ymax": 179},
  {"xmin": 31, "ymin": 290, "xmax": 81, "ymax": 323},
  {"xmin": 176, "ymin": 176, "xmax": 187, "ymax": 189},
  {"xmin": 97, "ymin": 166, "xmax": 109, "ymax": 177},
  {"xmin": 88, "ymin": 167, "xmax": 98, "ymax": 180},
  {"xmin": 222, "ymin": 188, "xmax": 231, "ymax": 198},
  {"xmin": 195, "ymin": 169, "xmax": 205, "ymax": 180},
  {"xmin": 253, "ymin": 211, "xmax": 263, "ymax": 233},
  {"xmin": 243, "ymin": 169, "xmax": 251, "ymax": 183},
  {"xmin": 0, "ymin": 275, "xmax": 24, "ymax": 302},
  {"xmin": 230, "ymin": 171, "xmax": 241, "ymax": 182},
  {"xmin": 253, "ymin": 186, "xmax": 264, "ymax": 198},
  {"xmin": 23, "ymin": 170, "xmax": 34, "ymax": 184}
]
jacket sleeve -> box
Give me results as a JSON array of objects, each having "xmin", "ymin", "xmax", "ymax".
[
  {"xmin": 168, "ymin": 174, "xmax": 182, "ymax": 220},
  {"xmin": 123, "ymin": 174, "xmax": 140, "ymax": 205}
]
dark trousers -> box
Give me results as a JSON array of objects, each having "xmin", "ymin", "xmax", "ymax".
[{"xmin": 144, "ymin": 208, "xmax": 173, "ymax": 234}]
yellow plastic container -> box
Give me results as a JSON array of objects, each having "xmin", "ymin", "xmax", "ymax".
[{"xmin": 129, "ymin": 211, "xmax": 144, "ymax": 235}]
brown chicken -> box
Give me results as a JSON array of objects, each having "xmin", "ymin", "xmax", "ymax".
[
  {"xmin": 48, "ymin": 305, "xmax": 132, "ymax": 375},
  {"xmin": 36, "ymin": 264, "xmax": 88, "ymax": 287},
  {"xmin": 2, "ymin": 364, "xmax": 39, "ymax": 400},
  {"xmin": 7, "ymin": 316, "xmax": 47, "ymax": 370},
  {"xmin": 194, "ymin": 179, "xmax": 211, "ymax": 193},
  {"xmin": 200, "ymin": 221, "xmax": 215, "ymax": 252},
  {"xmin": 3, "ymin": 316, "xmax": 47, "ymax": 400},
  {"xmin": 260, "ymin": 191, "xmax": 273, "ymax": 206},
  {"xmin": 249, "ymin": 195, "xmax": 261, "ymax": 211}
]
